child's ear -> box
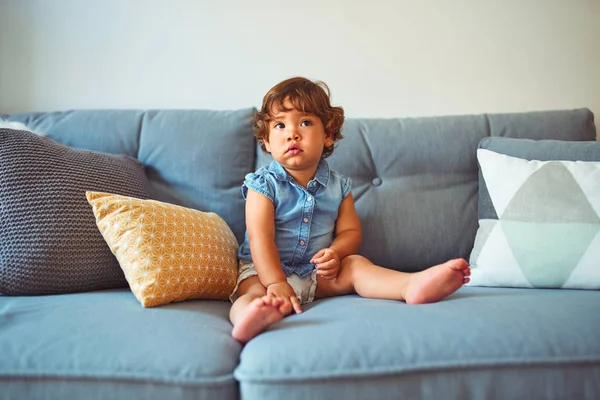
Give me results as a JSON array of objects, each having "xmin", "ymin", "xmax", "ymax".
[
  {"xmin": 263, "ymin": 138, "xmax": 272, "ymax": 153},
  {"xmin": 325, "ymin": 133, "xmax": 334, "ymax": 147}
]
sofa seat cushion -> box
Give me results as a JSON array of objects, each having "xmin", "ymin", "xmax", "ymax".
[
  {"xmin": 235, "ymin": 287, "xmax": 600, "ymax": 400},
  {"xmin": 0, "ymin": 290, "xmax": 241, "ymax": 400}
]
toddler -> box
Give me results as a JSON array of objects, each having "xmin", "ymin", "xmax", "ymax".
[{"xmin": 229, "ymin": 77, "xmax": 470, "ymax": 343}]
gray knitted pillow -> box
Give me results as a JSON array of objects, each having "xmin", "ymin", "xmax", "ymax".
[{"xmin": 0, "ymin": 128, "xmax": 154, "ymax": 295}]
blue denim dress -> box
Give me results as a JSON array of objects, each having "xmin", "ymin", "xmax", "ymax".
[{"xmin": 237, "ymin": 159, "xmax": 351, "ymax": 278}]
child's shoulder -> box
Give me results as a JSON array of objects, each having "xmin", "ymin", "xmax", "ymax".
[
  {"xmin": 243, "ymin": 164, "xmax": 278, "ymax": 196},
  {"xmin": 328, "ymin": 168, "xmax": 351, "ymax": 184},
  {"xmin": 329, "ymin": 167, "xmax": 347, "ymax": 179},
  {"xmin": 245, "ymin": 163, "xmax": 276, "ymax": 183},
  {"xmin": 327, "ymin": 168, "xmax": 352, "ymax": 198}
]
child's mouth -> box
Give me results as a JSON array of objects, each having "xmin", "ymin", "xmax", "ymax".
[{"xmin": 286, "ymin": 144, "xmax": 302, "ymax": 155}]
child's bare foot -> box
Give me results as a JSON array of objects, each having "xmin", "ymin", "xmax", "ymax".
[
  {"xmin": 231, "ymin": 295, "xmax": 291, "ymax": 343},
  {"xmin": 404, "ymin": 259, "xmax": 470, "ymax": 304}
]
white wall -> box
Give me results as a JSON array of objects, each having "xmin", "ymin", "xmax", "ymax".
[{"xmin": 1, "ymin": 0, "xmax": 599, "ymax": 119}]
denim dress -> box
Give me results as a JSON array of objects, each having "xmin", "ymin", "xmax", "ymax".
[{"xmin": 237, "ymin": 159, "xmax": 351, "ymax": 278}]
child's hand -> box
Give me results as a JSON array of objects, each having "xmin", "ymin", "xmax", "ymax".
[
  {"xmin": 266, "ymin": 281, "xmax": 302, "ymax": 314},
  {"xmin": 311, "ymin": 248, "xmax": 340, "ymax": 280}
]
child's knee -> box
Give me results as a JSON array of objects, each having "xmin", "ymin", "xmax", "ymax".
[
  {"xmin": 334, "ymin": 255, "xmax": 368, "ymax": 288},
  {"xmin": 237, "ymin": 276, "xmax": 266, "ymax": 297},
  {"xmin": 340, "ymin": 254, "xmax": 369, "ymax": 271}
]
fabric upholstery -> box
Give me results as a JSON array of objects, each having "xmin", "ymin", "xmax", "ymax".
[
  {"xmin": 0, "ymin": 289, "xmax": 241, "ymax": 400},
  {"xmin": 236, "ymin": 287, "xmax": 600, "ymax": 400},
  {"xmin": 2, "ymin": 108, "xmax": 598, "ymax": 400}
]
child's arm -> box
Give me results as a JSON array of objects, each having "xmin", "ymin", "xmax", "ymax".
[
  {"xmin": 330, "ymin": 193, "xmax": 362, "ymax": 257},
  {"xmin": 311, "ymin": 194, "xmax": 362, "ymax": 279},
  {"xmin": 246, "ymin": 189, "xmax": 302, "ymax": 313}
]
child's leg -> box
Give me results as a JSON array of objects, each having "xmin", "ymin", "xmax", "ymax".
[
  {"xmin": 229, "ymin": 276, "xmax": 293, "ymax": 343},
  {"xmin": 315, "ymin": 255, "xmax": 470, "ymax": 304}
]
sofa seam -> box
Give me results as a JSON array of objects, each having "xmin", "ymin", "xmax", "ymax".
[
  {"xmin": 0, "ymin": 370, "xmax": 237, "ymax": 387},
  {"xmin": 484, "ymin": 112, "xmax": 491, "ymax": 138},
  {"xmin": 233, "ymin": 356, "xmax": 600, "ymax": 383},
  {"xmin": 136, "ymin": 110, "xmax": 145, "ymax": 160}
]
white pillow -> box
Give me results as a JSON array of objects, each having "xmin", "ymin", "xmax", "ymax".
[
  {"xmin": 0, "ymin": 119, "xmax": 45, "ymax": 135},
  {"xmin": 468, "ymin": 149, "xmax": 600, "ymax": 289}
]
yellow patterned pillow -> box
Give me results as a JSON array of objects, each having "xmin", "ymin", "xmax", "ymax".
[{"xmin": 86, "ymin": 191, "xmax": 239, "ymax": 307}]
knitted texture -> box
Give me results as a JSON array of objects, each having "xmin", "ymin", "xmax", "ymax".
[{"xmin": 0, "ymin": 128, "xmax": 154, "ymax": 295}]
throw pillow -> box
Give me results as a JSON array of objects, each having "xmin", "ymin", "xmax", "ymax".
[
  {"xmin": 86, "ymin": 192, "xmax": 239, "ymax": 307},
  {"xmin": 468, "ymin": 147, "xmax": 600, "ymax": 289},
  {"xmin": 0, "ymin": 128, "xmax": 154, "ymax": 295}
]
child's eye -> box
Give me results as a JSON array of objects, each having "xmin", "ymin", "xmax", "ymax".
[
  {"xmin": 273, "ymin": 122, "xmax": 284, "ymax": 129},
  {"xmin": 300, "ymin": 120, "xmax": 312, "ymax": 127}
]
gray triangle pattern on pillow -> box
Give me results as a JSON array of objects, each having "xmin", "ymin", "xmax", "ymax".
[{"xmin": 502, "ymin": 162, "xmax": 600, "ymax": 223}]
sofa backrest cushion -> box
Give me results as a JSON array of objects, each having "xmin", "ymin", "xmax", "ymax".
[
  {"xmin": 136, "ymin": 110, "xmax": 256, "ymax": 243},
  {"xmin": 257, "ymin": 109, "xmax": 596, "ymax": 272},
  {"xmin": 6, "ymin": 109, "xmax": 257, "ymax": 244},
  {"xmin": 7, "ymin": 108, "xmax": 595, "ymax": 274}
]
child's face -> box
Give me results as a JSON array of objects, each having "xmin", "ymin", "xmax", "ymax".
[{"xmin": 264, "ymin": 101, "xmax": 332, "ymax": 174}]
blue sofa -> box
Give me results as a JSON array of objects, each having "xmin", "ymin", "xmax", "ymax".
[{"xmin": 1, "ymin": 108, "xmax": 599, "ymax": 400}]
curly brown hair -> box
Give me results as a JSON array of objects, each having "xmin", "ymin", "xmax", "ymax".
[{"xmin": 254, "ymin": 77, "xmax": 345, "ymax": 158}]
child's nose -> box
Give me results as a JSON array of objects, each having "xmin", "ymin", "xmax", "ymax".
[{"xmin": 287, "ymin": 128, "xmax": 300, "ymax": 141}]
